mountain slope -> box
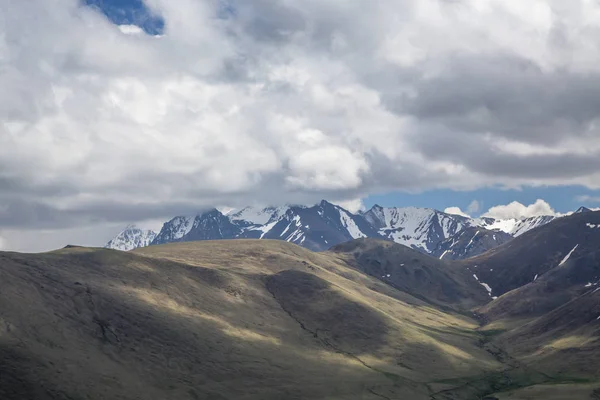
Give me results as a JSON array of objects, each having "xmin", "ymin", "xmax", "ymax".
[
  {"xmin": 432, "ymin": 226, "xmax": 513, "ymax": 261},
  {"xmin": 257, "ymin": 201, "xmax": 381, "ymax": 251},
  {"xmin": 459, "ymin": 210, "xmax": 600, "ymax": 298},
  {"xmin": 329, "ymin": 238, "xmax": 490, "ymax": 309},
  {"xmin": 229, "ymin": 205, "xmax": 289, "ymax": 226},
  {"xmin": 480, "ymin": 248, "xmax": 600, "ymax": 321},
  {"xmin": 362, "ymin": 205, "xmax": 470, "ymax": 253},
  {"xmin": 484, "ymin": 286, "xmax": 600, "ymax": 388},
  {"xmin": 151, "ymin": 215, "xmax": 195, "ymax": 244},
  {"xmin": 477, "ymin": 215, "xmax": 556, "ymax": 237},
  {"xmin": 105, "ymin": 225, "xmax": 157, "ymax": 251},
  {"xmin": 459, "ymin": 211, "xmax": 600, "ymax": 397},
  {"xmin": 0, "ymin": 240, "xmax": 503, "ymax": 400},
  {"xmin": 152, "ymin": 209, "xmax": 243, "ymax": 245}
]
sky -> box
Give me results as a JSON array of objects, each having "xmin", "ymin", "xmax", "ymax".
[{"xmin": 3, "ymin": 0, "xmax": 600, "ymax": 251}]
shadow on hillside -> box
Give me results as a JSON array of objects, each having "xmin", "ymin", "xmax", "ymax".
[
  {"xmin": 266, "ymin": 269, "xmax": 389, "ymax": 353},
  {"xmin": 0, "ymin": 344, "xmax": 73, "ymax": 400}
]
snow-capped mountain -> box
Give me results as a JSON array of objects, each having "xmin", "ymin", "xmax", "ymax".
[
  {"xmin": 105, "ymin": 200, "xmax": 562, "ymax": 256},
  {"xmin": 151, "ymin": 216, "xmax": 195, "ymax": 244},
  {"xmin": 145, "ymin": 201, "xmax": 378, "ymax": 252},
  {"xmin": 257, "ymin": 200, "xmax": 380, "ymax": 251},
  {"xmin": 362, "ymin": 205, "xmax": 470, "ymax": 253},
  {"xmin": 152, "ymin": 209, "xmax": 243, "ymax": 245},
  {"xmin": 105, "ymin": 225, "xmax": 157, "ymax": 251}
]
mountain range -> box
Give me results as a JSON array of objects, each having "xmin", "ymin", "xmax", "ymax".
[
  {"xmin": 106, "ymin": 200, "xmax": 565, "ymax": 258},
  {"xmin": 4, "ymin": 208, "xmax": 600, "ymax": 399}
]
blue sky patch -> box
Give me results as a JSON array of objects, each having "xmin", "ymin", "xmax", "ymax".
[
  {"xmin": 363, "ymin": 185, "xmax": 600, "ymax": 216},
  {"xmin": 83, "ymin": 0, "xmax": 164, "ymax": 34}
]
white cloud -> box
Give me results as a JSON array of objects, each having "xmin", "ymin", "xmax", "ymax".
[
  {"xmin": 483, "ymin": 199, "xmax": 560, "ymax": 220},
  {"xmin": 4, "ymin": 0, "xmax": 600, "ymax": 250},
  {"xmin": 445, "ymin": 200, "xmax": 480, "ymax": 218},
  {"xmin": 332, "ymin": 198, "xmax": 365, "ymax": 214},
  {"xmin": 467, "ymin": 200, "xmax": 481, "ymax": 215},
  {"xmin": 118, "ymin": 25, "xmax": 145, "ymax": 35},
  {"xmin": 444, "ymin": 207, "xmax": 471, "ymax": 218}
]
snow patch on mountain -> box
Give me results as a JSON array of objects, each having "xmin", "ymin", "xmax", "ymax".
[
  {"xmin": 339, "ymin": 210, "xmax": 367, "ymax": 239},
  {"xmin": 477, "ymin": 218, "xmax": 518, "ymax": 234},
  {"xmin": 231, "ymin": 206, "xmax": 289, "ymax": 226},
  {"xmin": 473, "ymin": 273, "xmax": 494, "ymax": 297},
  {"xmin": 364, "ymin": 206, "xmax": 469, "ymax": 253},
  {"xmin": 255, "ymin": 220, "xmax": 279, "ymax": 239},
  {"xmin": 475, "ymin": 215, "xmax": 555, "ymax": 237},
  {"xmin": 155, "ymin": 216, "xmax": 195, "ymax": 242},
  {"xmin": 466, "ymin": 231, "xmax": 480, "ymax": 248},
  {"xmin": 559, "ymin": 244, "xmax": 579, "ymax": 266}
]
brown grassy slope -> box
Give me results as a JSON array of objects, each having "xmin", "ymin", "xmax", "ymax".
[
  {"xmin": 474, "ymin": 243, "xmax": 600, "ymax": 391},
  {"xmin": 0, "ymin": 240, "xmax": 502, "ymax": 400},
  {"xmin": 137, "ymin": 240, "xmax": 501, "ymax": 379},
  {"xmin": 489, "ymin": 288, "xmax": 600, "ymax": 382}
]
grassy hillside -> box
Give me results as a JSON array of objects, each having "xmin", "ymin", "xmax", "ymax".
[
  {"xmin": 329, "ymin": 238, "xmax": 490, "ymax": 310},
  {"xmin": 487, "ymin": 288, "xmax": 600, "ymax": 382},
  {"xmin": 0, "ymin": 240, "xmax": 502, "ymax": 400}
]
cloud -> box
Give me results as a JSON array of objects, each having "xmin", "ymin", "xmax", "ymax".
[
  {"xmin": 444, "ymin": 207, "xmax": 470, "ymax": 218},
  {"xmin": 445, "ymin": 200, "xmax": 480, "ymax": 218},
  {"xmin": 483, "ymin": 199, "xmax": 560, "ymax": 220},
  {"xmin": 4, "ymin": 0, "xmax": 600, "ymax": 250},
  {"xmin": 576, "ymin": 195, "xmax": 600, "ymax": 204},
  {"xmin": 118, "ymin": 24, "xmax": 145, "ymax": 35},
  {"xmin": 466, "ymin": 200, "xmax": 481, "ymax": 215},
  {"xmin": 332, "ymin": 198, "xmax": 365, "ymax": 214}
]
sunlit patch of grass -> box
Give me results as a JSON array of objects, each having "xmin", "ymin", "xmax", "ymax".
[
  {"xmin": 544, "ymin": 335, "xmax": 596, "ymax": 350},
  {"xmin": 125, "ymin": 287, "xmax": 283, "ymax": 345}
]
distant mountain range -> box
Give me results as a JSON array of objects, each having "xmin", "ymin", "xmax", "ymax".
[{"xmin": 105, "ymin": 200, "xmax": 580, "ymax": 258}]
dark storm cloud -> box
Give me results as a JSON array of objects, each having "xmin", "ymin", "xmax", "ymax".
[
  {"xmin": 412, "ymin": 128, "xmax": 600, "ymax": 179},
  {"xmin": 383, "ymin": 53, "xmax": 600, "ymax": 146}
]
